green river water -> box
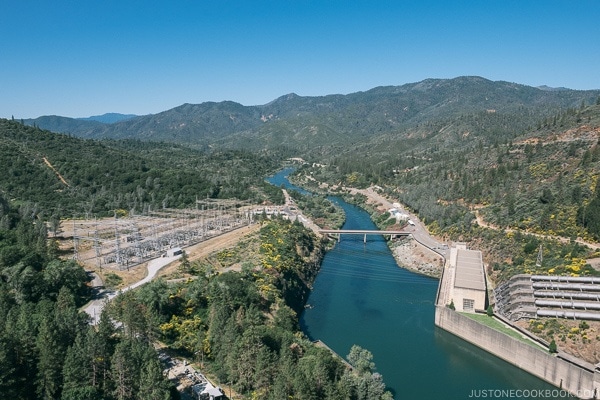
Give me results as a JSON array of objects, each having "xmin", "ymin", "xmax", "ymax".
[{"xmin": 268, "ymin": 168, "xmax": 572, "ymax": 400}]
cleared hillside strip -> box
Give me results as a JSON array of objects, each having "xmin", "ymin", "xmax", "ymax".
[{"xmin": 42, "ymin": 156, "xmax": 70, "ymax": 186}]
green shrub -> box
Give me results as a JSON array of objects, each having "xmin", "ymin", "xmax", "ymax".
[
  {"xmin": 549, "ymin": 339, "xmax": 557, "ymax": 353},
  {"xmin": 104, "ymin": 272, "xmax": 123, "ymax": 288}
]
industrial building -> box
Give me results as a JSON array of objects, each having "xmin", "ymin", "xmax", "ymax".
[
  {"xmin": 494, "ymin": 274, "xmax": 600, "ymax": 321},
  {"xmin": 442, "ymin": 244, "xmax": 487, "ymax": 312}
]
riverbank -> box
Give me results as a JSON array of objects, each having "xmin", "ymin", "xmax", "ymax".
[
  {"xmin": 391, "ymin": 238, "xmax": 443, "ymax": 278},
  {"xmin": 342, "ymin": 186, "xmax": 445, "ymax": 278},
  {"xmin": 281, "ymin": 167, "xmax": 569, "ymax": 398}
]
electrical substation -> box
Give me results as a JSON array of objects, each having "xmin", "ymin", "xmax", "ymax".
[{"xmin": 65, "ymin": 199, "xmax": 259, "ymax": 270}]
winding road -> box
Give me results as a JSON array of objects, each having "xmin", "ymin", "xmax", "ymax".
[{"xmin": 83, "ymin": 254, "xmax": 181, "ymax": 324}]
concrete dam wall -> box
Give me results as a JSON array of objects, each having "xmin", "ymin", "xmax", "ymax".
[{"xmin": 435, "ymin": 306, "xmax": 599, "ymax": 399}]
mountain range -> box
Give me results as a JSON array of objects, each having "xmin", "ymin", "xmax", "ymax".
[
  {"xmin": 77, "ymin": 113, "xmax": 138, "ymax": 124},
  {"xmin": 24, "ymin": 76, "xmax": 600, "ymax": 158},
  {"xmin": 6, "ymin": 74, "xmax": 600, "ymax": 278}
]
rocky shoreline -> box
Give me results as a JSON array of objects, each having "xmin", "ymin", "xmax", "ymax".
[
  {"xmin": 390, "ymin": 237, "xmax": 444, "ymax": 279},
  {"xmin": 343, "ymin": 186, "xmax": 445, "ymax": 279}
]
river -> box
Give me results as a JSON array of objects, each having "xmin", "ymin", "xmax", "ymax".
[{"xmin": 267, "ymin": 168, "xmax": 569, "ymax": 399}]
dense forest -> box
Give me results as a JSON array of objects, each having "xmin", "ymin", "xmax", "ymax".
[
  {"xmin": 298, "ymin": 103, "xmax": 600, "ymax": 281},
  {"xmin": 0, "ymin": 118, "xmax": 283, "ymax": 217},
  {"xmin": 0, "ymin": 194, "xmax": 177, "ymax": 399}
]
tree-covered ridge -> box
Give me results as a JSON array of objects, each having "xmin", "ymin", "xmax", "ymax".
[
  {"xmin": 303, "ymin": 104, "xmax": 600, "ymax": 281},
  {"xmin": 0, "ymin": 195, "xmax": 176, "ymax": 400},
  {"xmin": 106, "ymin": 218, "xmax": 392, "ymax": 400},
  {"xmin": 0, "ymin": 119, "xmax": 282, "ymax": 217},
  {"xmin": 25, "ymin": 77, "xmax": 600, "ymax": 159}
]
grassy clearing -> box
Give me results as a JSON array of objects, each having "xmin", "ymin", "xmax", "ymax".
[{"xmin": 460, "ymin": 312, "xmax": 546, "ymax": 351}]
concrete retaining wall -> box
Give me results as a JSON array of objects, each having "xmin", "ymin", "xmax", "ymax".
[{"xmin": 435, "ymin": 306, "xmax": 599, "ymax": 399}]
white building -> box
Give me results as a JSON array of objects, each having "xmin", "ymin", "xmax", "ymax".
[
  {"xmin": 192, "ymin": 383, "xmax": 224, "ymax": 400},
  {"xmin": 447, "ymin": 244, "xmax": 487, "ymax": 312},
  {"xmin": 388, "ymin": 208, "xmax": 409, "ymax": 223}
]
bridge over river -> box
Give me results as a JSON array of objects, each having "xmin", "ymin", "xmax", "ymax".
[{"xmin": 319, "ymin": 229, "xmax": 410, "ymax": 243}]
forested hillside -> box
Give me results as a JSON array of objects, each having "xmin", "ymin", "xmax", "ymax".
[
  {"xmin": 11, "ymin": 79, "xmax": 600, "ymax": 283},
  {"xmin": 26, "ymin": 77, "xmax": 600, "ymax": 158},
  {"xmin": 305, "ymin": 103, "xmax": 600, "ymax": 281},
  {"xmin": 0, "ymin": 119, "xmax": 282, "ymax": 217},
  {"xmin": 0, "ymin": 195, "xmax": 176, "ymax": 399}
]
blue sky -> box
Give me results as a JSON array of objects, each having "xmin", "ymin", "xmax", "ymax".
[{"xmin": 2, "ymin": 0, "xmax": 599, "ymax": 118}]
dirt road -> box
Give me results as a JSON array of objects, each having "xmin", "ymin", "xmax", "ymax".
[{"xmin": 474, "ymin": 209, "xmax": 600, "ymax": 250}]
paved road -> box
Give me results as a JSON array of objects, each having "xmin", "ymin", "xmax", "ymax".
[
  {"xmin": 83, "ymin": 254, "xmax": 181, "ymax": 324},
  {"xmin": 281, "ymin": 189, "xmax": 323, "ymax": 235},
  {"xmin": 355, "ymin": 187, "xmax": 450, "ymax": 259}
]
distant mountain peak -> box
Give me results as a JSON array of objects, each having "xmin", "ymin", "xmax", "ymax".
[
  {"xmin": 77, "ymin": 113, "xmax": 138, "ymax": 124},
  {"xmin": 22, "ymin": 76, "xmax": 600, "ymax": 149},
  {"xmin": 278, "ymin": 93, "xmax": 301, "ymax": 101}
]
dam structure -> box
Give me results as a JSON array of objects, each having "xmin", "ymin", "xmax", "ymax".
[{"xmin": 435, "ymin": 244, "xmax": 600, "ymax": 399}]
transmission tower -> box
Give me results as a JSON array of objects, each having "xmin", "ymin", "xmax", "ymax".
[
  {"xmin": 93, "ymin": 219, "xmax": 102, "ymax": 268},
  {"xmin": 72, "ymin": 219, "xmax": 79, "ymax": 260},
  {"xmin": 114, "ymin": 215, "xmax": 122, "ymax": 269}
]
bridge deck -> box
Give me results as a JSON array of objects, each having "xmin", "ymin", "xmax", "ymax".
[{"xmin": 319, "ymin": 229, "xmax": 409, "ymax": 235}]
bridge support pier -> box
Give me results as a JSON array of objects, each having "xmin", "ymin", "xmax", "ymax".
[{"xmin": 320, "ymin": 229, "xmax": 409, "ymax": 244}]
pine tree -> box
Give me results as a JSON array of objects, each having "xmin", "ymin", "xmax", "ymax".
[
  {"xmin": 137, "ymin": 357, "xmax": 171, "ymax": 400},
  {"xmin": 95, "ymin": 311, "xmax": 117, "ymax": 392},
  {"xmin": 54, "ymin": 286, "xmax": 84, "ymax": 346},
  {"xmin": 0, "ymin": 337, "xmax": 18, "ymax": 398},
  {"xmin": 549, "ymin": 339, "xmax": 558, "ymax": 353},
  {"xmin": 582, "ymin": 184, "xmax": 600, "ymax": 238},
  {"xmin": 111, "ymin": 340, "xmax": 137, "ymax": 400},
  {"xmin": 178, "ymin": 250, "xmax": 191, "ymax": 273},
  {"xmin": 36, "ymin": 316, "xmax": 65, "ymax": 399},
  {"xmin": 5, "ymin": 302, "xmax": 39, "ymax": 398},
  {"xmin": 62, "ymin": 330, "xmax": 99, "ymax": 399}
]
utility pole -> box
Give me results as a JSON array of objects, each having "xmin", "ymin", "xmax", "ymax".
[{"xmin": 94, "ymin": 217, "xmax": 101, "ymax": 268}]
